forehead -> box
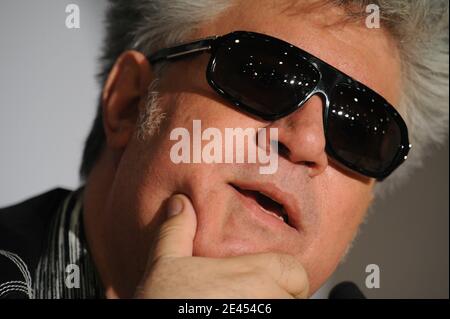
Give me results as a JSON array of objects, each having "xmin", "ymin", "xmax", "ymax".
[{"xmin": 195, "ymin": 0, "xmax": 402, "ymax": 107}]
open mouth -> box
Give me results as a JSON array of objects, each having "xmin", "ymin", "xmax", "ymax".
[{"xmin": 230, "ymin": 184, "xmax": 289, "ymax": 225}]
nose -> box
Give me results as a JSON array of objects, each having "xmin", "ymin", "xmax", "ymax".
[{"xmin": 267, "ymin": 95, "xmax": 328, "ymax": 178}]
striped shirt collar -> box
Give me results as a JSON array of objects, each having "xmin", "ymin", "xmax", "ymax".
[{"xmin": 34, "ymin": 188, "xmax": 104, "ymax": 299}]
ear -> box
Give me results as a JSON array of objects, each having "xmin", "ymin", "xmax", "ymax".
[{"xmin": 102, "ymin": 50, "xmax": 153, "ymax": 150}]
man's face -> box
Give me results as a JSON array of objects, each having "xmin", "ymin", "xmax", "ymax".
[{"xmin": 102, "ymin": 0, "xmax": 401, "ymax": 295}]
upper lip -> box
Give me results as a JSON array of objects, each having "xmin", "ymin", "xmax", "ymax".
[{"xmin": 229, "ymin": 181, "xmax": 302, "ymax": 231}]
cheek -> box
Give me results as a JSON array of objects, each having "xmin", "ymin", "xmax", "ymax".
[
  {"xmin": 301, "ymin": 174, "xmax": 374, "ymax": 292},
  {"xmin": 321, "ymin": 173, "xmax": 374, "ymax": 246}
]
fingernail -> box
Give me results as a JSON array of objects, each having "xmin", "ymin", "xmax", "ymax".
[{"xmin": 167, "ymin": 196, "xmax": 183, "ymax": 217}]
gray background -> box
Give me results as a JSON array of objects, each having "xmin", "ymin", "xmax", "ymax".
[{"xmin": 0, "ymin": 0, "xmax": 448, "ymax": 299}]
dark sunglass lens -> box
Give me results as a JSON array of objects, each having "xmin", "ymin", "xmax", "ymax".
[
  {"xmin": 209, "ymin": 33, "xmax": 320, "ymax": 118},
  {"xmin": 327, "ymin": 83, "xmax": 402, "ymax": 174}
]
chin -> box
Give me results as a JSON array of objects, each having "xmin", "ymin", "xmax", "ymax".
[{"xmin": 192, "ymin": 222, "xmax": 302, "ymax": 259}]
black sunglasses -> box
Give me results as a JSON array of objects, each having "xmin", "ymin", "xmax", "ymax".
[{"xmin": 148, "ymin": 31, "xmax": 411, "ymax": 180}]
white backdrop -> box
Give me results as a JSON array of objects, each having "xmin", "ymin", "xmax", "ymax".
[
  {"xmin": 0, "ymin": 0, "xmax": 107, "ymax": 206},
  {"xmin": 0, "ymin": 0, "xmax": 448, "ymax": 299}
]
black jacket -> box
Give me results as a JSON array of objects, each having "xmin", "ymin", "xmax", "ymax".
[{"xmin": 0, "ymin": 188, "xmax": 70, "ymax": 298}]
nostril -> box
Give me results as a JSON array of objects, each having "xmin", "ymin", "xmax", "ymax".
[
  {"xmin": 303, "ymin": 161, "xmax": 315, "ymax": 167},
  {"xmin": 277, "ymin": 141, "xmax": 291, "ymax": 159},
  {"xmin": 278, "ymin": 142, "xmax": 316, "ymax": 168},
  {"xmin": 276, "ymin": 142, "xmax": 315, "ymax": 168},
  {"xmin": 276, "ymin": 142, "xmax": 315, "ymax": 169}
]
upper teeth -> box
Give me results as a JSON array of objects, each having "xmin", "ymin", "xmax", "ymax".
[
  {"xmin": 257, "ymin": 194, "xmax": 288, "ymax": 223},
  {"xmin": 261, "ymin": 209, "xmax": 285, "ymax": 221},
  {"xmin": 275, "ymin": 214, "xmax": 285, "ymax": 221},
  {"xmin": 234, "ymin": 185, "xmax": 289, "ymax": 223}
]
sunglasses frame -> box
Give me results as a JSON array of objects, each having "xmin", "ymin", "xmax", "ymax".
[{"xmin": 148, "ymin": 31, "xmax": 411, "ymax": 180}]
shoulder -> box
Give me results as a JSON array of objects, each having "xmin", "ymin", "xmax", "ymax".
[
  {"xmin": 0, "ymin": 188, "xmax": 72, "ymax": 298},
  {"xmin": 0, "ymin": 188, "xmax": 71, "ymax": 254},
  {"xmin": 0, "ymin": 250, "xmax": 33, "ymax": 298},
  {"xmin": 0, "ymin": 188, "xmax": 71, "ymax": 225}
]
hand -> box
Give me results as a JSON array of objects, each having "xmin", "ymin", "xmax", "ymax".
[{"xmin": 134, "ymin": 194, "xmax": 309, "ymax": 298}]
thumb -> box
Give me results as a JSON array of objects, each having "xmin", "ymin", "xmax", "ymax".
[{"xmin": 151, "ymin": 194, "xmax": 197, "ymax": 262}]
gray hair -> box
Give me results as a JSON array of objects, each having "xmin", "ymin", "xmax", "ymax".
[{"xmin": 80, "ymin": 0, "xmax": 449, "ymax": 199}]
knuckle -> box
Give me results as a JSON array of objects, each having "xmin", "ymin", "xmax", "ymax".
[
  {"xmin": 278, "ymin": 253, "xmax": 303, "ymax": 272},
  {"xmin": 265, "ymin": 252, "xmax": 294, "ymax": 270},
  {"xmin": 262, "ymin": 252, "xmax": 282, "ymax": 266},
  {"xmin": 148, "ymin": 255, "xmax": 171, "ymax": 274},
  {"xmin": 157, "ymin": 223, "xmax": 181, "ymax": 241}
]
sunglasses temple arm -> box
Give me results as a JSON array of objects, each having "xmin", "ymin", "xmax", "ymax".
[{"xmin": 147, "ymin": 36, "xmax": 219, "ymax": 64}]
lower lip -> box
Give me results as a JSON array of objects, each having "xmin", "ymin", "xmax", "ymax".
[{"xmin": 230, "ymin": 185, "xmax": 296, "ymax": 234}]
